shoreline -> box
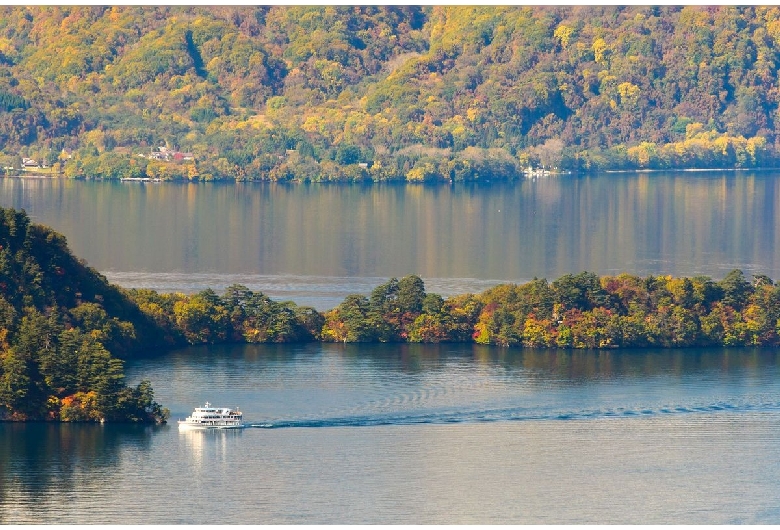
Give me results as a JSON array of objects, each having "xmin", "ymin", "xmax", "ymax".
[
  {"xmin": 604, "ymin": 166, "xmax": 780, "ymax": 174},
  {"xmin": 3, "ymin": 165, "xmax": 780, "ymax": 183}
]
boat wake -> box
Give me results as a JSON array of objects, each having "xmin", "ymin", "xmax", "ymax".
[{"xmin": 245, "ymin": 398, "xmax": 780, "ymax": 429}]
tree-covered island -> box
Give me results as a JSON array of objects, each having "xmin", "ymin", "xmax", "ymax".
[
  {"xmin": 2, "ymin": 206, "xmax": 780, "ymax": 422},
  {"xmin": 2, "ymin": 6, "xmax": 780, "ymax": 181}
]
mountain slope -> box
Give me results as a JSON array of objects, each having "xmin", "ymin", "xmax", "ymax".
[
  {"xmin": 0, "ymin": 207, "xmax": 167, "ymax": 422},
  {"xmin": 0, "ymin": 6, "xmax": 778, "ymax": 178}
]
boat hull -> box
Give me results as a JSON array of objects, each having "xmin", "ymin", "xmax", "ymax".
[{"xmin": 178, "ymin": 421, "xmax": 245, "ymax": 430}]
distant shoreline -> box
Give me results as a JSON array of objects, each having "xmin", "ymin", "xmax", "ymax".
[
  {"xmin": 3, "ymin": 166, "xmax": 780, "ymax": 183},
  {"xmin": 604, "ymin": 167, "xmax": 780, "ymax": 174}
]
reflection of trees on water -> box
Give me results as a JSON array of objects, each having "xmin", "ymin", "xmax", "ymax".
[
  {"xmin": 157, "ymin": 342, "xmax": 780, "ymax": 383},
  {"xmin": 332, "ymin": 343, "xmax": 780, "ymax": 383},
  {"xmin": 9, "ymin": 174, "xmax": 780, "ymax": 284},
  {"xmin": 506, "ymin": 347, "xmax": 780, "ymax": 385},
  {"xmin": 0, "ymin": 424, "xmax": 159, "ymax": 510}
]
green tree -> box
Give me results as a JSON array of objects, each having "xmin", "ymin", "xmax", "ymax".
[{"xmin": 718, "ymin": 269, "xmax": 753, "ymax": 310}]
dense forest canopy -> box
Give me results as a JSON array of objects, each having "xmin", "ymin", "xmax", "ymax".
[
  {"xmin": 0, "ymin": 206, "xmax": 169, "ymax": 422},
  {"xmin": 1, "ymin": 6, "xmax": 780, "ymax": 180}
]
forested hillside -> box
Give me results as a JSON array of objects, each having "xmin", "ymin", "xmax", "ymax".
[
  {"xmin": 1, "ymin": 6, "xmax": 780, "ymax": 180},
  {"xmin": 0, "ymin": 207, "xmax": 168, "ymax": 422}
]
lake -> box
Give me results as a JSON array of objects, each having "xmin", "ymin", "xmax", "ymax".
[
  {"xmin": 3, "ymin": 344, "xmax": 780, "ymax": 524},
  {"xmin": 2, "ymin": 172, "xmax": 780, "ymax": 309},
  {"xmin": 2, "ymin": 173, "xmax": 780, "ymax": 523}
]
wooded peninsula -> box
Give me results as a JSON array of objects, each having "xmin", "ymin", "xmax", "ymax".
[
  {"xmin": 1, "ymin": 206, "xmax": 779, "ymax": 422},
  {"xmin": 2, "ymin": 6, "xmax": 780, "ymax": 181}
]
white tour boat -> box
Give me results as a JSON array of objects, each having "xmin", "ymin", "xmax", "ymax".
[{"xmin": 178, "ymin": 402, "xmax": 245, "ymax": 430}]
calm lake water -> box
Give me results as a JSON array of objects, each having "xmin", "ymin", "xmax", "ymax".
[
  {"xmin": 3, "ymin": 344, "xmax": 780, "ymax": 524},
  {"xmin": 2, "ymin": 172, "xmax": 780, "ymax": 308},
  {"xmin": 3, "ymin": 173, "xmax": 780, "ymax": 523}
]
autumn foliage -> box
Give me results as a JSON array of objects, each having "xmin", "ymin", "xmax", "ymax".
[
  {"xmin": 120, "ymin": 268, "xmax": 780, "ymax": 352},
  {"xmin": 1, "ymin": 7, "xmax": 780, "ymax": 180}
]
